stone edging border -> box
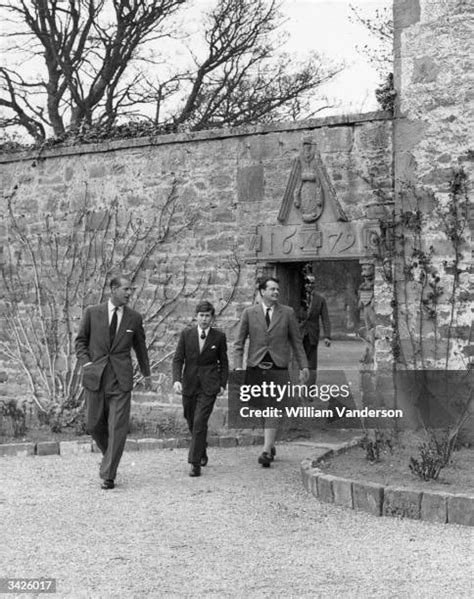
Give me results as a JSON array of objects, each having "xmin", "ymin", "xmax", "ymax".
[
  {"xmin": 0, "ymin": 432, "xmax": 264, "ymax": 458},
  {"xmin": 300, "ymin": 443, "xmax": 474, "ymax": 528}
]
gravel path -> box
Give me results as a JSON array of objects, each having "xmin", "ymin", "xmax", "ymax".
[{"xmin": 1, "ymin": 443, "xmax": 473, "ymax": 598}]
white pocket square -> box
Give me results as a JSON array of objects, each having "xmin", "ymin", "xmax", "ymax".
[
  {"xmin": 126, "ymin": 329, "xmax": 134, "ymax": 333},
  {"xmin": 211, "ymin": 345, "xmax": 217, "ymax": 349}
]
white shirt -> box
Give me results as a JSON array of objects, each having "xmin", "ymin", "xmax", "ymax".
[
  {"xmin": 198, "ymin": 326, "xmax": 209, "ymax": 352},
  {"xmin": 261, "ymin": 303, "xmax": 273, "ymax": 322},
  {"xmin": 108, "ymin": 300, "xmax": 123, "ymax": 330}
]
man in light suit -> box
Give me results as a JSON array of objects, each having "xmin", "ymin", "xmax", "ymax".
[
  {"xmin": 299, "ymin": 275, "xmax": 331, "ymax": 385},
  {"xmin": 75, "ymin": 275, "xmax": 151, "ymax": 489},
  {"xmin": 172, "ymin": 300, "xmax": 228, "ymax": 477},
  {"xmin": 234, "ymin": 277, "xmax": 309, "ymax": 467}
]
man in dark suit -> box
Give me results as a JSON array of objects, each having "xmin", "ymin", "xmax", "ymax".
[
  {"xmin": 234, "ymin": 277, "xmax": 309, "ymax": 467},
  {"xmin": 75, "ymin": 275, "xmax": 151, "ymax": 489},
  {"xmin": 299, "ymin": 275, "xmax": 331, "ymax": 384},
  {"xmin": 172, "ymin": 300, "xmax": 228, "ymax": 477}
]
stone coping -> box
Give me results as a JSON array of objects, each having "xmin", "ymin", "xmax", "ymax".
[
  {"xmin": 300, "ymin": 444, "xmax": 474, "ymax": 528},
  {"xmin": 0, "ymin": 111, "xmax": 392, "ymax": 163},
  {"xmin": 0, "ymin": 432, "xmax": 264, "ymax": 458}
]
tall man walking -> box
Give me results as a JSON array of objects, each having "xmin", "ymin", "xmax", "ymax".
[
  {"xmin": 299, "ymin": 274, "xmax": 331, "ymax": 384},
  {"xmin": 172, "ymin": 301, "xmax": 228, "ymax": 477},
  {"xmin": 75, "ymin": 275, "xmax": 151, "ymax": 489},
  {"xmin": 234, "ymin": 277, "xmax": 309, "ymax": 467}
]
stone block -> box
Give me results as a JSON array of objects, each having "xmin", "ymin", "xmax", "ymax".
[
  {"xmin": 309, "ymin": 472, "xmax": 320, "ymax": 498},
  {"xmin": 177, "ymin": 437, "xmax": 191, "ymax": 449},
  {"xmin": 383, "ymin": 487, "xmax": 421, "ymax": 520},
  {"xmin": 137, "ymin": 438, "xmax": 165, "ymax": 451},
  {"xmin": 237, "ymin": 165, "xmax": 264, "ymax": 203},
  {"xmin": 161, "ymin": 438, "xmax": 178, "ymax": 449},
  {"xmin": 36, "ymin": 441, "xmax": 60, "ymax": 456},
  {"xmin": 309, "ymin": 447, "xmax": 334, "ymax": 463},
  {"xmin": 236, "ymin": 434, "xmax": 254, "ymax": 446},
  {"xmin": 89, "ymin": 164, "xmax": 107, "ymax": 178},
  {"xmin": 421, "ymin": 491, "xmax": 447, "ymax": 524},
  {"xmin": 219, "ymin": 435, "xmax": 237, "ymax": 448},
  {"xmin": 447, "ymin": 494, "xmax": 474, "ymax": 527},
  {"xmin": 352, "ymin": 481, "xmax": 384, "ymax": 516},
  {"xmin": 206, "ymin": 435, "xmax": 219, "ymax": 447},
  {"xmin": 300, "ymin": 465, "xmax": 310, "ymax": 492},
  {"xmin": 0, "ymin": 442, "xmax": 35, "ymax": 457},
  {"xmin": 300, "ymin": 459, "xmax": 313, "ymax": 492},
  {"xmin": 132, "ymin": 391, "xmax": 156, "ymax": 404},
  {"xmin": 59, "ymin": 440, "xmax": 92, "ymax": 456},
  {"xmin": 332, "ymin": 477, "xmax": 354, "ymax": 508},
  {"xmin": 317, "ymin": 474, "xmax": 335, "ymax": 503},
  {"xmin": 393, "ymin": 0, "xmax": 420, "ymax": 30},
  {"xmin": 411, "ymin": 57, "xmax": 440, "ymax": 84},
  {"xmin": 250, "ymin": 433, "xmax": 265, "ymax": 445},
  {"xmin": 124, "ymin": 439, "xmax": 138, "ymax": 452}
]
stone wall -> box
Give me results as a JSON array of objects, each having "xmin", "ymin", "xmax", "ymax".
[
  {"xmin": 0, "ymin": 113, "xmax": 392, "ymax": 413},
  {"xmin": 392, "ymin": 0, "xmax": 473, "ymax": 370},
  {"xmin": 1, "ymin": 0, "xmax": 472, "ymax": 440}
]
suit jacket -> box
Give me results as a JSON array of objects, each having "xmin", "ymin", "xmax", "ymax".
[
  {"xmin": 172, "ymin": 326, "xmax": 229, "ymax": 396},
  {"xmin": 299, "ymin": 292, "xmax": 331, "ymax": 345},
  {"xmin": 234, "ymin": 303, "xmax": 308, "ymax": 369},
  {"xmin": 75, "ymin": 303, "xmax": 150, "ymax": 392}
]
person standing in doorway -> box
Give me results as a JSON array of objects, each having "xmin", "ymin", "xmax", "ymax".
[
  {"xmin": 75, "ymin": 275, "xmax": 151, "ymax": 490},
  {"xmin": 299, "ymin": 274, "xmax": 331, "ymax": 385},
  {"xmin": 234, "ymin": 277, "xmax": 309, "ymax": 468},
  {"xmin": 172, "ymin": 301, "xmax": 229, "ymax": 477}
]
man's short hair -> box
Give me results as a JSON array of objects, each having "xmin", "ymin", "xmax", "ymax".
[
  {"xmin": 110, "ymin": 275, "xmax": 128, "ymax": 290},
  {"xmin": 195, "ymin": 300, "xmax": 215, "ymax": 315},
  {"xmin": 258, "ymin": 277, "xmax": 279, "ymax": 293}
]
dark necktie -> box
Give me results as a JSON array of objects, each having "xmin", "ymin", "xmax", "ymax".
[
  {"xmin": 110, "ymin": 307, "xmax": 118, "ymax": 344},
  {"xmin": 200, "ymin": 331, "xmax": 206, "ymax": 340},
  {"xmin": 265, "ymin": 308, "xmax": 271, "ymax": 327}
]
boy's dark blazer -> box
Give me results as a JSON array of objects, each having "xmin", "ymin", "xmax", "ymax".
[
  {"xmin": 172, "ymin": 326, "xmax": 229, "ymax": 396},
  {"xmin": 173, "ymin": 326, "xmax": 229, "ymax": 395}
]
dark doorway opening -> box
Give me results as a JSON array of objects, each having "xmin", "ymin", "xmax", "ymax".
[{"xmin": 276, "ymin": 260, "xmax": 362, "ymax": 341}]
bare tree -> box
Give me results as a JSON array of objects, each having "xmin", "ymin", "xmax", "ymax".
[
  {"xmin": 0, "ymin": 0, "xmax": 342, "ymax": 143},
  {"xmin": 350, "ymin": 4, "xmax": 393, "ymax": 77},
  {"xmin": 349, "ymin": 4, "xmax": 393, "ymax": 76},
  {"xmin": 349, "ymin": 3, "xmax": 394, "ymax": 111}
]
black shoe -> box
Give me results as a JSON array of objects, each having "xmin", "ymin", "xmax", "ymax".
[
  {"xmin": 270, "ymin": 447, "xmax": 276, "ymax": 460},
  {"xmin": 101, "ymin": 479, "xmax": 115, "ymax": 490},
  {"xmin": 200, "ymin": 454, "xmax": 208, "ymax": 467},
  {"xmin": 258, "ymin": 452, "xmax": 272, "ymax": 468},
  {"xmin": 189, "ymin": 465, "xmax": 201, "ymax": 477}
]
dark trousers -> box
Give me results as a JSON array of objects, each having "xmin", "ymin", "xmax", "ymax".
[
  {"xmin": 86, "ymin": 363, "xmax": 131, "ymax": 480},
  {"xmin": 303, "ymin": 335, "xmax": 319, "ymax": 385},
  {"xmin": 182, "ymin": 390, "xmax": 216, "ymax": 465}
]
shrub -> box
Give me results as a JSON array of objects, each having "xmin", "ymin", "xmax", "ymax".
[
  {"xmin": 0, "ymin": 398, "xmax": 27, "ymax": 438},
  {"xmin": 359, "ymin": 430, "xmax": 393, "ymax": 462},
  {"xmin": 409, "ymin": 431, "xmax": 455, "ymax": 481}
]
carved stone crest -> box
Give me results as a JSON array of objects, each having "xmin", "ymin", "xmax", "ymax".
[
  {"xmin": 293, "ymin": 136, "xmax": 325, "ymax": 222},
  {"xmin": 278, "ymin": 135, "xmax": 347, "ymax": 224}
]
